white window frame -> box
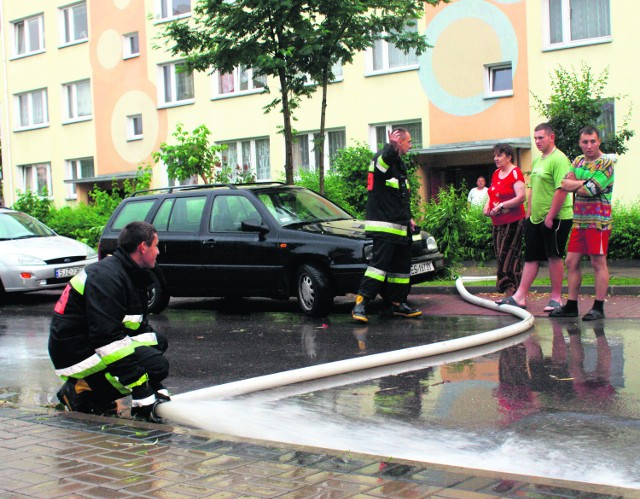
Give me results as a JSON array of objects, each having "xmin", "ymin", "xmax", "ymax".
[
  {"xmin": 155, "ymin": 0, "xmax": 191, "ymax": 21},
  {"xmin": 12, "ymin": 14, "xmax": 45, "ymax": 57},
  {"xmin": 293, "ymin": 129, "xmax": 347, "ymax": 174},
  {"xmin": 484, "ymin": 62, "xmax": 513, "ymax": 99},
  {"xmin": 213, "ymin": 66, "xmax": 266, "ymax": 98},
  {"xmin": 123, "ymin": 32, "xmax": 140, "ymax": 59},
  {"xmin": 62, "ymin": 79, "xmax": 92, "ymax": 123},
  {"xmin": 21, "ymin": 163, "xmax": 52, "ymax": 197},
  {"xmin": 60, "ymin": 2, "xmax": 88, "ymax": 46},
  {"xmin": 15, "ymin": 89, "xmax": 49, "ymax": 130},
  {"xmin": 126, "ymin": 114, "xmax": 143, "ymax": 141},
  {"xmin": 367, "ymin": 23, "xmax": 420, "ymax": 75},
  {"xmin": 371, "ymin": 122, "xmax": 423, "ymax": 151},
  {"xmin": 543, "ymin": 0, "xmax": 611, "ymax": 50},
  {"xmin": 66, "ymin": 157, "xmax": 95, "ymax": 199},
  {"xmin": 158, "ymin": 61, "xmax": 195, "ymax": 107},
  {"xmin": 219, "ymin": 138, "xmax": 271, "ymax": 181}
]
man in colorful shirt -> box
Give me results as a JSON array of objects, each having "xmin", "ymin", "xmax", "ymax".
[{"xmin": 550, "ymin": 126, "xmax": 615, "ymax": 320}]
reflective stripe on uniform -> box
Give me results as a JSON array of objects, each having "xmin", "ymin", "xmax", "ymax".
[
  {"xmin": 385, "ymin": 178, "xmax": 399, "ymax": 189},
  {"xmin": 123, "ymin": 314, "xmax": 143, "ymax": 331},
  {"xmin": 364, "ymin": 220, "xmax": 408, "ymax": 237},
  {"xmin": 54, "ymin": 353, "xmax": 106, "ymax": 378},
  {"xmin": 387, "ymin": 273, "xmax": 410, "ymax": 284},
  {"xmin": 131, "ymin": 392, "xmax": 155, "ymax": 407},
  {"xmin": 70, "ymin": 270, "xmax": 87, "ymax": 294},
  {"xmin": 364, "ymin": 266, "xmax": 386, "ymax": 282},
  {"xmin": 130, "ymin": 332, "xmax": 158, "ymax": 347},
  {"xmin": 125, "ymin": 372, "xmax": 149, "ymax": 391},
  {"xmin": 376, "ymin": 156, "xmax": 390, "ymax": 173},
  {"xmin": 95, "ymin": 337, "xmax": 135, "ymax": 364}
]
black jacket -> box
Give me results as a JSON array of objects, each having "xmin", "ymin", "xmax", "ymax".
[
  {"xmin": 364, "ymin": 143, "xmax": 413, "ymax": 242},
  {"xmin": 49, "ymin": 248, "xmax": 157, "ymax": 391}
]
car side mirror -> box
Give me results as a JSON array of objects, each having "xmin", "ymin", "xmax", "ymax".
[{"xmin": 241, "ymin": 219, "xmax": 269, "ymax": 236}]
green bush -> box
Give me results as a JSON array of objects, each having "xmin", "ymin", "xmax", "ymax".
[
  {"xmin": 609, "ymin": 200, "xmax": 640, "ymax": 259},
  {"xmin": 12, "ymin": 190, "xmax": 53, "ymax": 224}
]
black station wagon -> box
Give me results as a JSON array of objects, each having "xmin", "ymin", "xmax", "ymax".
[{"xmin": 98, "ymin": 183, "xmax": 444, "ymax": 316}]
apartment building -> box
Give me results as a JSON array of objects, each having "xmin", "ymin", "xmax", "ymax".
[{"xmin": 1, "ymin": 0, "xmax": 636, "ymax": 208}]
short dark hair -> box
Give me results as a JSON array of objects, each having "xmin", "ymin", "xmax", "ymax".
[
  {"xmin": 118, "ymin": 222, "xmax": 157, "ymax": 253},
  {"xmin": 579, "ymin": 125, "xmax": 600, "ymax": 139},
  {"xmin": 392, "ymin": 127, "xmax": 409, "ymax": 139},
  {"xmin": 534, "ymin": 122, "xmax": 554, "ymax": 135},
  {"xmin": 493, "ymin": 143, "xmax": 515, "ymax": 161}
]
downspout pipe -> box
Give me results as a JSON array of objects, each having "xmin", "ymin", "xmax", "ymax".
[{"xmin": 155, "ymin": 277, "xmax": 532, "ymax": 420}]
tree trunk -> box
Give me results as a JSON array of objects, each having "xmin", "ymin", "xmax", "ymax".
[
  {"xmin": 279, "ymin": 71, "xmax": 295, "ymax": 185},
  {"xmin": 317, "ymin": 72, "xmax": 329, "ymax": 195}
]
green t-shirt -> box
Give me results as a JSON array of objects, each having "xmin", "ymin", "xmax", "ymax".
[{"xmin": 529, "ymin": 148, "xmax": 573, "ymax": 224}]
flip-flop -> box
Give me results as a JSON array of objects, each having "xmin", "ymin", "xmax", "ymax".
[
  {"xmin": 495, "ymin": 296, "xmax": 527, "ymax": 309},
  {"xmin": 543, "ymin": 299, "xmax": 562, "ymax": 313}
]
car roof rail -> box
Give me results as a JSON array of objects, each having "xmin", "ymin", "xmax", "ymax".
[{"xmin": 129, "ymin": 181, "xmax": 288, "ymax": 197}]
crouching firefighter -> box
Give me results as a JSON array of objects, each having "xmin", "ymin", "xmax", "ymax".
[
  {"xmin": 49, "ymin": 221, "xmax": 170, "ymax": 422},
  {"xmin": 352, "ymin": 127, "xmax": 422, "ymax": 323}
]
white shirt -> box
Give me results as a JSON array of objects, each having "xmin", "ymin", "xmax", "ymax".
[{"xmin": 468, "ymin": 187, "xmax": 488, "ymax": 207}]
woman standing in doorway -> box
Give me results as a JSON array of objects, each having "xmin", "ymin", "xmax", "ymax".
[{"xmin": 484, "ymin": 143, "xmax": 526, "ymax": 297}]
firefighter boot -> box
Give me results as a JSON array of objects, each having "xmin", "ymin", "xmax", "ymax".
[
  {"xmin": 57, "ymin": 379, "xmax": 89, "ymax": 412},
  {"xmin": 392, "ymin": 301, "xmax": 422, "ymax": 318},
  {"xmin": 352, "ymin": 295, "xmax": 369, "ymax": 323}
]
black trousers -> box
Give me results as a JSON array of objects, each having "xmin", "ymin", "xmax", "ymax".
[{"xmin": 357, "ymin": 237, "xmax": 412, "ymax": 303}]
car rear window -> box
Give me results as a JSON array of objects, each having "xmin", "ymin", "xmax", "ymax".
[{"xmin": 111, "ymin": 199, "xmax": 157, "ymax": 230}]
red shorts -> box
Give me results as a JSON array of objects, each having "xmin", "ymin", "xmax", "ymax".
[{"xmin": 567, "ymin": 228, "xmax": 610, "ymax": 255}]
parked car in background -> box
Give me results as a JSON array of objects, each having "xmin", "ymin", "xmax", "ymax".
[
  {"xmin": 0, "ymin": 207, "xmax": 98, "ymax": 298},
  {"xmin": 99, "ymin": 183, "xmax": 444, "ymax": 316}
]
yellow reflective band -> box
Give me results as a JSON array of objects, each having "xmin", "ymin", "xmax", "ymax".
[
  {"xmin": 412, "ymin": 234, "xmax": 422, "ymax": 241},
  {"xmin": 130, "ymin": 332, "xmax": 158, "ymax": 347},
  {"xmin": 377, "ymin": 157, "xmax": 389, "ymax": 173},
  {"xmin": 387, "ymin": 273, "xmax": 410, "ymax": 284},
  {"xmin": 54, "ymin": 353, "xmax": 106, "ymax": 378},
  {"xmin": 364, "ymin": 266, "xmax": 386, "ymax": 282},
  {"xmin": 105, "ymin": 372, "xmax": 130, "ymax": 395},
  {"xmin": 126, "ymin": 373, "xmax": 149, "ymax": 390},
  {"xmin": 70, "ymin": 270, "xmax": 87, "ymax": 295},
  {"xmin": 385, "ymin": 178, "xmax": 399, "ymax": 189},
  {"xmin": 365, "ymin": 221, "xmax": 408, "ymax": 237},
  {"xmin": 96, "ymin": 337, "xmax": 135, "ymax": 365},
  {"xmin": 123, "ymin": 314, "xmax": 143, "ymax": 331}
]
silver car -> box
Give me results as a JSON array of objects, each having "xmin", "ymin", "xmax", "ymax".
[{"xmin": 0, "ymin": 207, "xmax": 98, "ymax": 297}]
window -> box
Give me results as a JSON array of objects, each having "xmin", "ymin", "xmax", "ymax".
[
  {"xmin": 123, "ymin": 32, "xmax": 140, "ymax": 59},
  {"xmin": 545, "ymin": 0, "xmax": 611, "ymax": 48},
  {"xmin": 153, "ymin": 196, "xmax": 206, "ymax": 232},
  {"xmin": 293, "ymin": 129, "xmax": 346, "ymax": 173},
  {"xmin": 15, "ymin": 89, "xmax": 48, "ymax": 129},
  {"xmin": 210, "ymin": 195, "xmax": 262, "ymax": 232},
  {"xmin": 373, "ymin": 122, "xmax": 422, "ymax": 150},
  {"xmin": 157, "ymin": 0, "xmax": 191, "ymax": 20},
  {"xmin": 63, "ymin": 80, "xmax": 92, "ymax": 121},
  {"xmin": 596, "ymin": 99, "xmax": 615, "ymax": 139},
  {"xmin": 127, "ymin": 115, "xmax": 143, "ymax": 140},
  {"xmin": 13, "ymin": 14, "xmax": 44, "ymax": 57},
  {"xmin": 485, "ymin": 63, "xmax": 513, "ymax": 98},
  {"xmin": 159, "ymin": 62, "xmax": 194, "ymax": 106},
  {"xmin": 21, "ymin": 163, "xmax": 52, "ymax": 196},
  {"xmin": 66, "ymin": 157, "xmax": 94, "ymax": 198},
  {"xmin": 220, "ymin": 138, "xmax": 271, "ymax": 181},
  {"xmin": 370, "ymin": 23, "xmax": 419, "ymax": 73},
  {"xmin": 215, "ymin": 66, "xmax": 266, "ymax": 97},
  {"xmin": 112, "ymin": 200, "xmax": 157, "ymax": 230},
  {"xmin": 60, "ymin": 2, "xmax": 88, "ymax": 45}
]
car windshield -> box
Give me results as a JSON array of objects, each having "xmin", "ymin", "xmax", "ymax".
[
  {"xmin": 0, "ymin": 212, "xmax": 56, "ymax": 240},
  {"xmin": 257, "ymin": 189, "xmax": 353, "ymax": 227}
]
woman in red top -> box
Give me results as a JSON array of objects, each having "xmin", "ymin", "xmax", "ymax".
[{"xmin": 484, "ymin": 143, "xmax": 526, "ymax": 297}]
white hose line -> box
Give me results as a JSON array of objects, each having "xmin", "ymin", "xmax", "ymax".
[{"xmin": 156, "ymin": 277, "xmax": 534, "ymax": 419}]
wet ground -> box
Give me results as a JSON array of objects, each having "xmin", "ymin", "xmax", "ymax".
[{"xmin": 1, "ymin": 289, "xmax": 640, "ymax": 493}]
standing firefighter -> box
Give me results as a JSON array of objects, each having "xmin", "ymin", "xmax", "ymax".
[
  {"xmin": 352, "ymin": 128, "xmax": 422, "ymax": 323},
  {"xmin": 49, "ymin": 221, "xmax": 170, "ymax": 421}
]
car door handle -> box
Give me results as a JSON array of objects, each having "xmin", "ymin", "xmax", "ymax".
[{"xmin": 202, "ymin": 239, "xmax": 216, "ymax": 247}]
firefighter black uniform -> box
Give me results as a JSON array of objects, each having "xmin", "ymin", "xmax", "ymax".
[
  {"xmin": 352, "ymin": 142, "xmax": 422, "ymax": 322},
  {"xmin": 49, "ymin": 247, "xmax": 169, "ymax": 418}
]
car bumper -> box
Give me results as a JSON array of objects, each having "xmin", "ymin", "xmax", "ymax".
[{"xmin": 1, "ymin": 258, "xmax": 98, "ymax": 293}]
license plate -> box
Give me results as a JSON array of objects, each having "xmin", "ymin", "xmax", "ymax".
[
  {"xmin": 410, "ymin": 261, "xmax": 434, "ymax": 276},
  {"xmin": 55, "ymin": 266, "xmax": 83, "ymax": 278}
]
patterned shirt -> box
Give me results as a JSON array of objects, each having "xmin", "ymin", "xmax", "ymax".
[{"xmin": 570, "ymin": 154, "xmax": 615, "ymax": 230}]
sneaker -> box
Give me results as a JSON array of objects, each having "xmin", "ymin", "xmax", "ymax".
[
  {"xmin": 352, "ymin": 295, "xmax": 369, "ymax": 323},
  {"xmin": 392, "ymin": 302, "xmax": 422, "ymax": 318}
]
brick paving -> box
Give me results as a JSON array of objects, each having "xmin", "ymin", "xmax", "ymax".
[{"xmin": 2, "ymin": 262, "xmax": 639, "ymax": 498}]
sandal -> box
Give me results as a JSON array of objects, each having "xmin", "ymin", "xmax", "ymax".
[
  {"xmin": 582, "ymin": 309, "xmax": 605, "ymax": 321},
  {"xmin": 543, "ymin": 299, "xmax": 562, "ymax": 313},
  {"xmin": 495, "ymin": 296, "xmax": 527, "ymax": 309}
]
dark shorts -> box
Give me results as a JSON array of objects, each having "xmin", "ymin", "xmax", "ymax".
[{"xmin": 524, "ymin": 218, "xmax": 572, "ymax": 262}]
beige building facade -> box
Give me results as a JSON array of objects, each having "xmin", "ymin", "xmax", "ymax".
[{"xmin": 0, "ymin": 0, "xmax": 636, "ymax": 208}]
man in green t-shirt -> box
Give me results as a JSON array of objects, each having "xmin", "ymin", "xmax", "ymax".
[{"xmin": 496, "ymin": 123, "xmax": 573, "ymax": 311}]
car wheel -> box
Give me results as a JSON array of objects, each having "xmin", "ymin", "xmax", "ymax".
[
  {"xmin": 296, "ymin": 264, "xmax": 333, "ymax": 317},
  {"xmin": 147, "ymin": 268, "xmax": 170, "ymax": 314}
]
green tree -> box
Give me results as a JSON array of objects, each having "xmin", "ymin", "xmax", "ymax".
[
  {"xmin": 303, "ymin": 0, "xmax": 448, "ymax": 193},
  {"xmin": 152, "ymin": 123, "xmax": 227, "ymax": 184},
  {"xmin": 532, "ymin": 63, "xmax": 634, "ymax": 159}
]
